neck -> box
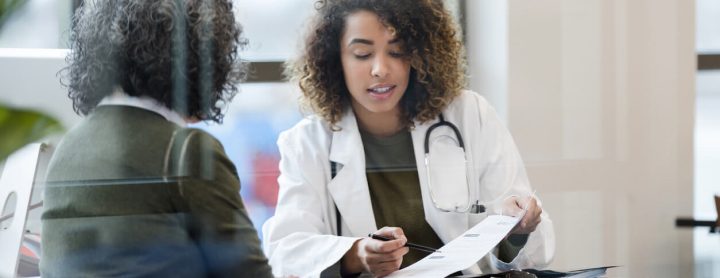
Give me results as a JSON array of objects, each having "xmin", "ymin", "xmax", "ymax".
[{"xmin": 352, "ymin": 106, "xmax": 405, "ymax": 138}]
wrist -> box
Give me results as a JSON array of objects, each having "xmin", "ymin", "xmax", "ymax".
[{"xmin": 341, "ymin": 239, "xmax": 364, "ymax": 275}]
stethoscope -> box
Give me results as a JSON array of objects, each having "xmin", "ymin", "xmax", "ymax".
[{"xmin": 423, "ymin": 114, "xmax": 485, "ymax": 214}]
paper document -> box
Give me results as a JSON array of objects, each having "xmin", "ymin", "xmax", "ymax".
[{"xmin": 386, "ymin": 215, "xmax": 521, "ymax": 277}]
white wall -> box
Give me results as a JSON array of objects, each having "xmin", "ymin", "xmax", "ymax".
[{"xmin": 466, "ymin": 0, "xmax": 695, "ymax": 277}]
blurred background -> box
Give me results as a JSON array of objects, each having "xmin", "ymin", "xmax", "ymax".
[{"xmin": 0, "ymin": 0, "xmax": 717, "ymax": 277}]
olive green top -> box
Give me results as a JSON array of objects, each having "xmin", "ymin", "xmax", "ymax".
[
  {"xmin": 41, "ymin": 106, "xmax": 272, "ymax": 278},
  {"xmin": 360, "ymin": 129, "xmax": 527, "ymax": 269},
  {"xmin": 360, "ymin": 129, "xmax": 444, "ymax": 268}
]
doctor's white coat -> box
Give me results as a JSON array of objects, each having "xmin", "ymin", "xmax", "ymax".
[{"xmin": 262, "ymin": 90, "xmax": 555, "ymax": 277}]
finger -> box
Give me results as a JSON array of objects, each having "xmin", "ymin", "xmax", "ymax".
[
  {"xmin": 522, "ymin": 197, "xmax": 537, "ymax": 211},
  {"xmin": 367, "ymin": 255, "xmax": 402, "ymax": 268},
  {"xmin": 369, "ymin": 260, "xmax": 402, "ymax": 277},
  {"xmin": 532, "ymin": 214, "xmax": 542, "ymax": 227},
  {"xmin": 521, "ymin": 198, "xmax": 539, "ymax": 220},
  {"xmin": 376, "ymin": 227, "xmax": 408, "ymax": 243},
  {"xmin": 521, "ymin": 215, "xmax": 542, "ymax": 233},
  {"xmin": 366, "ymin": 230, "xmax": 406, "ymax": 253},
  {"xmin": 388, "ymin": 246, "xmax": 409, "ymax": 259},
  {"xmin": 522, "ymin": 205, "xmax": 540, "ymax": 222},
  {"xmin": 364, "ymin": 239, "xmax": 385, "ymax": 254},
  {"xmin": 535, "ymin": 206, "xmax": 543, "ymax": 218},
  {"xmin": 366, "ymin": 247, "xmax": 409, "ymax": 264},
  {"xmin": 389, "ymin": 228, "xmax": 407, "ymax": 242},
  {"xmin": 515, "ymin": 196, "xmax": 524, "ymax": 208},
  {"xmin": 520, "ymin": 208, "xmax": 533, "ymax": 222},
  {"xmin": 367, "ymin": 237, "xmax": 407, "ymax": 253},
  {"xmin": 368, "ymin": 239, "xmax": 406, "ymax": 253},
  {"xmin": 504, "ymin": 196, "xmax": 523, "ymax": 216}
]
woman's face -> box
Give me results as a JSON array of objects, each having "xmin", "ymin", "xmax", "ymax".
[{"xmin": 340, "ymin": 10, "xmax": 411, "ymax": 119}]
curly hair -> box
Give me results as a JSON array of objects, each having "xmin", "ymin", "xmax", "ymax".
[
  {"xmin": 62, "ymin": 0, "xmax": 247, "ymax": 123},
  {"xmin": 288, "ymin": 0, "xmax": 466, "ymax": 128}
]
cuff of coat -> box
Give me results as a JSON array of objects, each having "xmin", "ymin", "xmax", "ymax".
[
  {"xmin": 318, "ymin": 236, "xmax": 362, "ymax": 277},
  {"xmin": 497, "ymin": 234, "xmax": 528, "ymax": 263}
]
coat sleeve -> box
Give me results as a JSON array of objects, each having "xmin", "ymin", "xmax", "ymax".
[
  {"xmin": 467, "ymin": 93, "xmax": 556, "ymax": 272},
  {"xmin": 262, "ymin": 129, "xmax": 361, "ymax": 278}
]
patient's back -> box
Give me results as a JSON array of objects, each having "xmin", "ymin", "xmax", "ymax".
[{"xmin": 40, "ymin": 105, "xmax": 271, "ymax": 278}]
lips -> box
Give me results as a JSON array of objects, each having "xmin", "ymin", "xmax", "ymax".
[
  {"xmin": 366, "ymin": 85, "xmax": 396, "ymax": 101},
  {"xmin": 367, "ymin": 85, "xmax": 395, "ymax": 94}
]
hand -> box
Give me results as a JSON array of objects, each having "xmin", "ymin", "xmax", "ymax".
[
  {"xmin": 341, "ymin": 227, "xmax": 410, "ymax": 277},
  {"xmin": 503, "ymin": 195, "xmax": 542, "ymax": 235}
]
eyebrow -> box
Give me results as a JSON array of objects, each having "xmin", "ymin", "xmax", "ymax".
[{"xmin": 347, "ymin": 38, "xmax": 401, "ymax": 47}]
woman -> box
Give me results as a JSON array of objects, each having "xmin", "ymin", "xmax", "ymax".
[
  {"xmin": 263, "ymin": 0, "xmax": 554, "ymax": 277},
  {"xmin": 41, "ymin": 1, "xmax": 272, "ymax": 277}
]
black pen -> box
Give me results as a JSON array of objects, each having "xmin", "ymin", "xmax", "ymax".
[{"xmin": 368, "ymin": 233, "xmax": 441, "ymax": 253}]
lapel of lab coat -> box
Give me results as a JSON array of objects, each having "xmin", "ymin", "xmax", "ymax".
[
  {"xmin": 411, "ymin": 114, "xmax": 470, "ymax": 244},
  {"xmin": 327, "ymin": 111, "xmax": 378, "ymax": 237}
]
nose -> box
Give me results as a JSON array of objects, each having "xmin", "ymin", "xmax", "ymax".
[{"xmin": 371, "ymin": 54, "xmax": 389, "ymax": 79}]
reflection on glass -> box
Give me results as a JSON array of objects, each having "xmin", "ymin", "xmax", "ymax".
[
  {"xmin": 233, "ymin": 0, "xmax": 314, "ymax": 60},
  {"xmin": 0, "ymin": 192, "xmax": 17, "ymax": 230},
  {"xmin": 194, "ymin": 83, "xmax": 302, "ymax": 239}
]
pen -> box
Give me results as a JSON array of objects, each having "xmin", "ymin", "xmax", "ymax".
[{"xmin": 368, "ymin": 233, "xmax": 441, "ymax": 253}]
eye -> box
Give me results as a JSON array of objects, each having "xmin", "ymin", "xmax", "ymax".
[
  {"xmin": 354, "ymin": 53, "xmax": 371, "ymax": 60},
  {"xmin": 389, "ymin": 51, "xmax": 405, "ymax": 58}
]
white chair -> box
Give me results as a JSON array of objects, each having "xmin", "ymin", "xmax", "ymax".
[{"xmin": 0, "ymin": 143, "xmax": 51, "ymax": 278}]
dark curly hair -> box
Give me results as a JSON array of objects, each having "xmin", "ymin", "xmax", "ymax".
[
  {"xmin": 62, "ymin": 0, "xmax": 247, "ymax": 123},
  {"xmin": 288, "ymin": 0, "xmax": 466, "ymax": 128}
]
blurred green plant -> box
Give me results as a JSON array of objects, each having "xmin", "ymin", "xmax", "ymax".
[
  {"xmin": 0, "ymin": 0, "xmax": 64, "ymax": 161},
  {"xmin": 0, "ymin": 0, "xmax": 26, "ymax": 29},
  {"xmin": 0, "ymin": 105, "xmax": 64, "ymax": 160}
]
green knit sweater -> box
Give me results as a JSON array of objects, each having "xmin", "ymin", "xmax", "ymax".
[{"xmin": 41, "ymin": 106, "xmax": 272, "ymax": 278}]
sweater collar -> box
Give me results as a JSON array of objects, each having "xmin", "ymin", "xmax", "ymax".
[{"xmin": 98, "ymin": 89, "xmax": 187, "ymax": 127}]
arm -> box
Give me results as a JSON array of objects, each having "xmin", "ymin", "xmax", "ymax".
[
  {"xmin": 262, "ymin": 130, "xmax": 361, "ymax": 277},
  {"xmin": 172, "ymin": 129, "xmax": 273, "ymax": 278},
  {"xmin": 265, "ymin": 127, "xmax": 412, "ymax": 277},
  {"xmin": 469, "ymin": 94, "xmax": 556, "ymax": 270}
]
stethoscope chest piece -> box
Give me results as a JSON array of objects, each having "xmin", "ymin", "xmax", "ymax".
[{"xmin": 424, "ymin": 114, "xmax": 481, "ymax": 214}]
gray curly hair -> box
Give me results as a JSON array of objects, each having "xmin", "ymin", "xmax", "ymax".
[{"xmin": 63, "ymin": 0, "xmax": 247, "ymax": 123}]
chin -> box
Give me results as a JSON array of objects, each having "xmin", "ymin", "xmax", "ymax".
[{"xmin": 367, "ymin": 105, "xmax": 400, "ymax": 114}]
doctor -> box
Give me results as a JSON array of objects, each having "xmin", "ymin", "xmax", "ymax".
[{"xmin": 263, "ymin": 0, "xmax": 554, "ymax": 277}]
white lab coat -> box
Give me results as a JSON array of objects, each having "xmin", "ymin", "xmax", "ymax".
[{"xmin": 262, "ymin": 90, "xmax": 555, "ymax": 277}]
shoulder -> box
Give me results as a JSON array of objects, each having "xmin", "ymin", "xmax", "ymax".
[
  {"xmin": 169, "ymin": 127, "xmax": 228, "ymax": 162},
  {"xmin": 174, "ymin": 127, "xmax": 222, "ymax": 146},
  {"xmin": 277, "ymin": 115, "xmax": 332, "ymax": 150},
  {"xmin": 166, "ymin": 127, "xmax": 238, "ymax": 179},
  {"xmin": 444, "ymin": 90, "xmax": 494, "ymax": 118}
]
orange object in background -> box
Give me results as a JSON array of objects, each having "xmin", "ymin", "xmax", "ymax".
[{"xmin": 252, "ymin": 152, "xmax": 280, "ymax": 207}]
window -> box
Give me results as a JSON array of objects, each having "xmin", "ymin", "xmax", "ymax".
[
  {"xmin": 0, "ymin": 0, "xmax": 72, "ymax": 48},
  {"xmin": 695, "ymin": 2, "xmax": 720, "ymax": 275}
]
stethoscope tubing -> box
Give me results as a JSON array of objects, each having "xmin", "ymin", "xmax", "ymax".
[{"xmin": 423, "ymin": 114, "xmax": 465, "ymax": 154}]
